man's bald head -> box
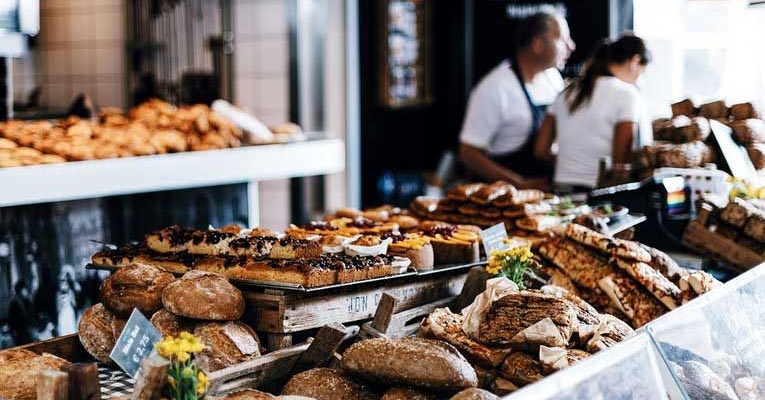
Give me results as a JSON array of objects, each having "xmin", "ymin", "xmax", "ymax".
[{"xmin": 515, "ymin": 9, "xmax": 575, "ymax": 70}]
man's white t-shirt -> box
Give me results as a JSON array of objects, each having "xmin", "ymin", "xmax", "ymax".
[
  {"xmin": 548, "ymin": 76, "xmax": 652, "ymax": 188},
  {"xmin": 460, "ymin": 60, "xmax": 564, "ymax": 156}
]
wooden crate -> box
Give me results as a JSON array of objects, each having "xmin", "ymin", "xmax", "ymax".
[
  {"xmin": 682, "ymin": 220, "xmax": 763, "ymax": 272},
  {"xmin": 244, "ymin": 269, "xmax": 469, "ymax": 348}
]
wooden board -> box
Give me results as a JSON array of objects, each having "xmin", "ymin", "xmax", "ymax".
[
  {"xmin": 682, "ymin": 220, "xmax": 762, "ymax": 272},
  {"xmin": 15, "ymin": 333, "xmax": 90, "ymax": 362},
  {"xmin": 245, "ymin": 271, "xmax": 467, "ymax": 333}
]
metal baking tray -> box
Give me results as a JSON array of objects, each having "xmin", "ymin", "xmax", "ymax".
[{"xmin": 86, "ymin": 259, "xmax": 486, "ymax": 293}]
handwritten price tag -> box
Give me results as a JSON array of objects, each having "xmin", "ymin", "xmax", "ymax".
[
  {"xmin": 480, "ymin": 223, "xmax": 509, "ymax": 255},
  {"xmin": 109, "ymin": 309, "xmax": 163, "ymax": 377}
]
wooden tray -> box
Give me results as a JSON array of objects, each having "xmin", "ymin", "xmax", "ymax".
[{"xmin": 682, "ymin": 220, "xmax": 763, "ymax": 272}]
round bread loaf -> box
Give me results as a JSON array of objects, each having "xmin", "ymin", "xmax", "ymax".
[
  {"xmin": 78, "ymin": 303, "xmax": 125, "ymax": 364},
  {"xmin": 381, "ymin": 387, "xmax": 435, "ymax": 400},
  {"xmin": 282, "ymin": 368, "xmax": 378, "ymax": 400},
  {"xmin": 150, "ymin": 308, "xmax": 196, "ymax": 338},
  {"xmin": 162, "ymin": 270, "xmax": 244, "ymax": 320},
  {"xmin": 218, "ymin": 389, "xmax": 275, "ymax": 399},
  {"xmin": 340, "ymin": 337, "xmax": 477, "ymax": 392},
  {"xmin": 100, "ymin": 263, "xmax": 175, "ymax": 317},
  {"xmin": 0, "ymin": 349, "xmax": 70, "ymax": 400},
  {"xmin": 193, "ymin": 321, "xmax": 262, "ymax": 372},
  {"xmin": 449, "ymin": 388, "xmax": 500, "ymax": 400}
]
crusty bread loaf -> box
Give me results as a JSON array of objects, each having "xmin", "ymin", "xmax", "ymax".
[
  {"xmin": 340, "ymin": 337, "xmax": 478, "ymax": 392},
  {"xmin": 78, "ymin": 303, "xmax": 124, "ymax": 364},
  {"xmin": 282, "ymin": 368, "xmax": 379, "ymax": 400},
  {"xmin": 162, "ymin": 270, "xmax": 244, "ymax": 320},
  {"xmin": 449, "ymin": 388, "xmax": 501, "ymax": 400},
  {"xmin": 729, "ymin": 102, "xmax": 758, "ymax": 120},
  {"xmin": 671, "ymin": 99, "xmax": 697, "ymax": 117},
  {"xmin": 699, "ymin": 100, "xmax": 728, "ymax": 119},
  {"xmin": 100, "ymin": 263, "xmax": 175, "ymax": 317},
  {"xmin": 217, "ymin": 389, "xmax": 276, "ymax": 399},
  {"xmin": 380, "ymin": 387, "xmax": 435, "ymax": 400},
  {"xmin": 0, "ymin": 349, "xmax": 70, "ymax": 400},
  {"xmin": 193, "ymin": 321, "xmax": 261, "ymax": 372},
  {"xmin": 150, "ymin": 309, "xmax": 196, "ymax": 338}
]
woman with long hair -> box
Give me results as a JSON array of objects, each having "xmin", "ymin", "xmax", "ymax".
[{"xmin": 534, "ymin": 33, "xmax": 652, "ymax": 190}]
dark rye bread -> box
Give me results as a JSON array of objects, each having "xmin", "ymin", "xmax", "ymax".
[
  {"xmin": 0, "ymin": 349, "xmax": 71, "ymax": 400},
  {"xmin": 341, "ymin": 337, "xmax": 478, "ymax": 392},
  {"xmin": 381, "ymin": 387, "xmax": 436, "ymax": 400},
  {"xmin": 282, "ymin": 368, "xmax": 379, "ymax": 400},
  {"xmin": 419, "ymin": 308, "xmax": 512, "ymax": 369},
  {"xmin": 78, "ymin": 303, "xmax": 126, "ymax": 364},
  {"xmin": 498, "ymin": 352, "xmax": 544, "ymax": 387},
  {"xmin": 193, "ymin": 321, "xmax": 262, "ymax": 372},
  {"xmin": 162, "ymin": 270, "xmax": 244, "ymax": 320},
  {"xmin": 449, "ymin": 388, "xmax": 500, "ymax": 400},
  {"xmin": 100, "ymin": 263, "xmax": 175, "ymax": 317},
  {"xmin": 477, "ymin": 290, "xmax": 578, "ymax": 346}
]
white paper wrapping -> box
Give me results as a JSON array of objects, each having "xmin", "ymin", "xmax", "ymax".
[{"xmin": 461, "ymin": 276, "xmax": 519, "ymax": 338}]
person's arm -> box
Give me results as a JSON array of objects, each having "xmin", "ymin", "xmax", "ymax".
[
  {"xmin": 458, "ymin": 143, "xmax": 547, "ymax": 189},
  {"xmin": 533, "ymin": 114, "xmax": 556, "ymax": 164},
  {"xmin": 612, "ymin": 121, "xmax": 637, "ymax": 164}
]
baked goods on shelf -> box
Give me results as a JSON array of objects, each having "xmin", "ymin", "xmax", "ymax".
[
  {"xmin": 281, "ymin": 367, "xmax": 379, "ymax": 400},
  {"xmin": 99, "ymin": 263, "xmax": 175, "ymax": 317},
  {"xmin": 77, "ymin": 303, "xmax": 126, "ymax": 364},
  {"xmin": 0, "ymin": 99, "xmax": 244, "ymax": 168},
  {"xmin": 193, "ymin": 321, "xmax": 262, "ymax": 372},
  {"xmin": 422, "ymin": 222, "xmax": 481, "ymax": 265}
]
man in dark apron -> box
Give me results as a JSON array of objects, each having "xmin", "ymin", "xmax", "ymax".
[{"xmin": 458, "ymin": 9, "xmax": 575, "ymax": 189}]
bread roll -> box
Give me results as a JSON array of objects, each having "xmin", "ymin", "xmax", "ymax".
[
  {"xmin": 0, "ymin": 349, "xmax": 70, "ymax": 400},
  {"xmin": 731, "ymin": 119, "xmax": 765, "ymax": 144},
  {"xmin": 78, "ymin": 303, "xmax": 124, "ymax": 364},
  {"xmin": 748, "ymin": 143, "xmax": 765, "ymax": 170},
  {"xmin": 217, "ymin": 389, "xmax": 275, "ymax": 399},
  {"xmin": 340, "ymin": 337, "xmax": 477, "ymax": 392},
  {"xmin": 699, "ymin": 100, "xmax": 728, "ymax": 119},
  {"xmin": 193, "ymin": 321, "xmax": 262, "ymax": 372},
  {"xmin": 282, "ymin": 368, "xmax": 378, "ymax": 400},
  {"xmin": 729, "ymin": 102, "xmax": 758, "ymax": 120},
  {"xmin": 671, "ymin": 99, "xmax": 696, "ymax": 117},
  {"xmin": 380, "ymin": 387, "xmax": 435, "ymax": 400},
  {"xmin": 449, "ymin": 388, "xmax": 501, "ymax": 400},
  {"xmin": 162, "ymin": 270, "xmax": 244, "ymax": 320},
  {"xmin": 100, "ymin": 263, "xmax": 175, "ymax": 317},
  {"xmin": 150, "ymin": 309, "xmax": 196, "ymax": 338}
]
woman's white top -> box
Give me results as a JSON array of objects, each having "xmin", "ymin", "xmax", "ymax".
[
  {"xmin": 548, "ymin": 76, "xmax": 652, "ymax": 187},
  {"xmin": 460, "ymin": 60, "xmax": 564, "ymax": 156}
]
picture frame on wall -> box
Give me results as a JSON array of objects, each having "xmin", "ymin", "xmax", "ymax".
[{"xmin": 378, "ymin": 0, "xmax": 433, "ymax": 108}]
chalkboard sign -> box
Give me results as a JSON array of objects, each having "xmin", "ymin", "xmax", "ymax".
[
  {"xmin": 480, "ymin": 223, "xmax": 509, "ymax": 255},
  {"xmin": 110, "ymin": 309, "xmax": 163, "ymax": 377},
  {"xmin": 709, "ymin": 119, "xmax": 756, "ymax": 181}
]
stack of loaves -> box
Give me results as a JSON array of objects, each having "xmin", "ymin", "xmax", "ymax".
[
  {"xmin": 78, "ymin": 264, "xmax": 262, "ymax": 372},
  {"xmin": 278, "ymin": 336, "xmax": 500, "ymax": 400}
]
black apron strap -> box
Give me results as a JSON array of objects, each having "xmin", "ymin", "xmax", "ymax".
[{"xmin": 490, "ymin": 60, "xmax": 552, "ymax": 177}]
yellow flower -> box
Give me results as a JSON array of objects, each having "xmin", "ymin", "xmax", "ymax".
[
  {"xmin": 191, "ymin": 342, "xmax": 205, "ymax": 353},
  {"xmin": 197, "ymin": 371, "xmax": 208, "ymax": 395},
  {"xmin": 177, "ymin": 351, "xmax": 190, "ymax": 363},
  {"xmin": 167, "ymin": 376, "xmax": 177, "ymax": 390}
]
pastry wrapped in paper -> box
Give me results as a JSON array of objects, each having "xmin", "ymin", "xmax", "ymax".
[
  {"xmin": 734, "ymin": 377, "xmax": 758, "ymax": 400},
  {"xmin": 508, "ymin": 317, "xmax": 566, "ymax": 352},
  {"xmin": 682, "ymin": 361, "xmax": 739, "ymax": 400},
  {"xmin": 461, "ymin": 277, "xmax": 519, "ymax": 338},
  {"xmin": 538, "ymin": 346, "xmax": 568, "ymax": 374}
]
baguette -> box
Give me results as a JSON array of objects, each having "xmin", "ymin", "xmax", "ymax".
[{"xmin": 340, "ymin": 337, "xmax": 478, "ymax": 392}]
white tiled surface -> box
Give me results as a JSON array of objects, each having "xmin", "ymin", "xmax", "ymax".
[
  {"xmin": 13, "ymin": 0, "xmax": 126, "ymax": 109},
  {"xmin": 233, "ymin": 0, "xmax": 291, "ymax": 229}
]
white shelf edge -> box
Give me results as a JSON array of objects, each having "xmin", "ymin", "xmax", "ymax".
[{"xmin": 2, "ymin": 138, "xmax": 345, "ymax": 207}]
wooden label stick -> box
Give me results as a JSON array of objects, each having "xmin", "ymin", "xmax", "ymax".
[
  {"xmin": 62, "ymin": 362, "xmax": 101, "ymax": 400},
  {"xmin": 452, "ymin": 266, "xmax": 491, "ymax": 312},
  {"xmin": 37, "ymin": 370, "xmax": 69, "ymax": 400},
  {"xmin": 291, "ymin": 324, "xmax": 348, "ymax": 374},
  {"xmin": 131, "ymin": 355, "xmax": 170, "ymax": 400},
  {"xmin": 371, "ymin": 293, "xmax": 399, "ymax": 333}
]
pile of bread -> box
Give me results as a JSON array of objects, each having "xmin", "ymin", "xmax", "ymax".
[
  {"xmin": 241, "ymin": 337, "xmax": 502, "ymax": 400},
  {"xmin": 537, "ymin": 223, "xmax": 721, "ymax": 328},
  {"xmin": 695, "ymin": 195, "xmax": 765, "ymax": 256},
  {"xmin": 640, "ymin": 99, "xmax": 764, "ymax": 175},
  {"xmin": 93, "ymin": 214, "xmax": 484, "ymax": 288},
  {"xmin": 410, "ymin": 181, "xmax": 572, "ymax": 239},
  {"xmin": 0, "ymin": 98, "xmax": 242, "ymax": 168},
  {"xmin": 78, "ymin": 264, "xmax": 262, "ymax": 373}
]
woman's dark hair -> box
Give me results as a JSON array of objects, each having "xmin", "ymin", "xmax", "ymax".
[{"xmin": 564, "ymin": 34, "xmax": 651, "ymax": 113}]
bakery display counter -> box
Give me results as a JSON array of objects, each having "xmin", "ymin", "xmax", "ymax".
[{"xmin": 0, "ymin": 136, "xmax": 344, "ymax": 225}]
